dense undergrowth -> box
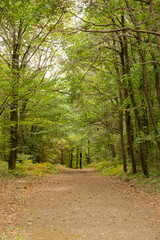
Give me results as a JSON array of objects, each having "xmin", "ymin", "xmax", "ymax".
[{"xmin": 0, "ymin": 161, "xmax": 58, "ymax": 178}]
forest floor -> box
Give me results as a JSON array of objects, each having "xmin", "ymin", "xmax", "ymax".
[{"xmin": 0, "ymin": 168, "xmax": 160, "ymax": 240}]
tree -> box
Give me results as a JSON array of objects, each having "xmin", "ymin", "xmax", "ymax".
[
  {"xmin": 0, "ymin": 0, "xmax": 70, "ymax": 169},
  {"xmin": 60, "ymin": 0, "xmax": 160, "ymax": 176}
]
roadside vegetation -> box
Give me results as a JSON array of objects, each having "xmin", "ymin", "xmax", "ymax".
[
  {"xmin": 0, "ymin": 161, "xmax": 58, "ymax": 178},
  {"xmin": 89, "ymin": 160, "xmax": 160, "ymax": 193}
]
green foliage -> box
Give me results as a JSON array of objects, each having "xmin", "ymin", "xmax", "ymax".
[
  {"xmin": 89, "ymin": 160, "xmax": 160, "ymax": 192},
  {"xmin": 0, "ymin": 160, "xmax": 58, "ymax": 177},
  {"xmin": 0, "ymin": 0, "xmax": 160, "ymax": 177},
  {"xmin": 122, "ymin": 169, "xmax": 160, "ymax": 193},
  {"xmin": 89, "ymin": 160, "xmax": 124, "ymax": 176},
  {"xmin": 17, "ymin": 153, "xmax": 33, "ymax": 162},
  {"xmin": 0, "ymin": 161, "xmax": 8, "ymax": 177},
  {"xmin": 135, "ymin": 132, "xmax": 157, "ymax": 144},
  {"xmin": 17, "ymin": 161, "xmax": 58, "ymax": 176}
]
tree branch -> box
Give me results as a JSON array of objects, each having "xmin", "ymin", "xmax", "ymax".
[{"xmin": 79, "ymin": 27, "xmax": 160, "ymax": 37}]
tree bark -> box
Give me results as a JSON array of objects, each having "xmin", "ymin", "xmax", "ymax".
[
  {"xmin": 119, "ymin": 110, "xmax": 127, "ymax": 172},
  {"xmin": 121, "ymin": 14, "xmax": 148, "ymax": 175},
  {"xmin": 69, "ymin": 150, "xmax": 73, "ymax": 168},
  {"xmin": 76, "ymin": 147, "xmax": 79, "ymax": 169},
  {"xmin": 61, "ymin": 149, "xmax": 64, "ymax": 165},
  {"xmin": 140, "ymin": 2, "xmax": 160, "ymax": 110},
  {"xmin": 18, "ymin": 99, "xmax": 28, "ymax": 155},
  {"xmin": 150, "ymin": 0, "xmax": 160, "ymax": 54},
  {"xmin": 110, "ymin": 143, "xmax": 116, "ymax": 158},
  {"xmin": 9, "ymin": 36, "xmax": 21, "ymax": 169},
  {"xmin": 113, "ymin": 42, "xmax": 127, "ymax": 172},
  {"xmin": 9, "ymin": 102, "xmax": 18, "ymax": 169},
  {"xmin": 119, "ymin": 29, "xmax": 137, "ymax": 174},
  {"xmin": 86, "ymin": 140, "xmax": 91, "ymax": 165},
  {"xmin": 80, "ymin": 148, "xmax": 82, "ymax": 169}
]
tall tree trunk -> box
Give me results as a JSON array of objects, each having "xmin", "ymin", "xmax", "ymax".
[
  {"xmin": 113, "ymin": 44, "xmax": 127, "ymax": 172},
  {"xmin": 86, "ymin": 140, "xmax": 91, "ymax": 165},
  {"xmin": 142, "ymin": 100, "xmax": 149, "ymax": 155},
  {"xmin": 69, "ymin": 150, "xmax": 73, "ymax": 168},
  {"xmin": 18, "ymin": 99, "xmax": 28, "ymax": 155},
  {"xmin": 150, "ymin": 0, "xmax": 160, "ymax": 54},
  {"xmin": 119, "ymin": 30, "xmax": 137, "ymax": 174},
  {"xmin": 124, "ymin": 49, "xmax": 148, "ymax": 176},
  {"xmin": 121, "ymin": 15, "xmax": 148, "ymax": 176},
  {"xmin": 151, "ymin": 55, "xmax": 160, "ymax": 109},
  {"xmin": 125, "ymin": 110, "xmax": 137, "ymax": 173},
  {"xmin": 80, "ymin": 147, "xmax": 82, "ymax": 169},
  {"xmin": 110, "ymin": 143, "xmax": 116, "ymax": 158},
  {"xmin": 140, "ymin": 2, "xmax": 160, "ymax": 110},
  {"xmin": 76, "ymin": 147, "xmax": 79, "ymax": 169},
  {"xmin": 9, "ymin": 39, "xmax": 20, "ymax": 169},
  {"xmin": 9, "ymin": 102, "xmax": 18, "ymax": 169},
  {"xmin": 119, "ymin": 110, "xmax": 127, "ymax": 172},
  {"xmin": 125, "ymin": 0, "xmax": 160, "ymax": 153},
  {"xmin": 30, "ymin": 125, "xmax": 35, "ymax": 157},
  {"xmin": 61, "ymin": 149, "xmax": 64, "ymax": 165},
  {"xmin": 149, "ymin": 1, "xmax": 160, "ymax": 109}
]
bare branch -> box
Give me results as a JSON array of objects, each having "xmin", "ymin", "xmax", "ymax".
[{"xmin": 79, "ymin": 27, "xmax": 160, "ymax": 37}]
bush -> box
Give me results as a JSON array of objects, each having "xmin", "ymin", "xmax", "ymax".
[
  {"xmin": 88, "ymin": 160, "xmax": 124, "ymax": 176},
  {"xmin": 16, "ymin": 161, "xmax": 58, "ymax": 175},
  {"xmin": 0, "ymin": 160, "xmax": 58, "ymax": 177}
]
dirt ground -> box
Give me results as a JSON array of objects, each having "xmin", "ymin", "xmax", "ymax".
[{"xmin": 1, "ymin": 168, "xmax": 160, "ymax": 240}]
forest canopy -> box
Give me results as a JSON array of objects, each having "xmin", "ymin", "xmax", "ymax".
[{"xmin": 0, "ymin": 0, "xmax": 160, "ymax": 177}]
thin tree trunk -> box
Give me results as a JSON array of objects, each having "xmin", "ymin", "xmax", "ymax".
[
  {"xmin": 121, "ymin": 14, "xmax": 148, "ymax": 175},
  {"xmin": 119, "ymin": 110, "xmax": 127, "ymax": 172},
  {"xmin": 150, "ymin": 0, "xmax": 160, "ymax": 54},
  {"xmin": 140, "ymin": 2, "xmax": 160, "ymax": 110},
  {"xmin": 151, "ymin": 55, "xmax": 160, "ymax": 109},
  {"xmin": 119, "ymin": 29, "xmax": 137, "ymax": 174},
  {"xmin": 149, "ymin": 1, "xmax": 160, "ymax": 109},
  {"xmin": 76, "ymin": 147, "xmax": 79, "ymax": 169},
  {"xmin": 61, "ymin": 149, "xmax": 64, "ymax": 165},
  {"xmin": 86, "ymin": 140, "xmax": 91, "ymax": 165},
  {"xmin": 125, "ymin": 110, "xmax": 137, "ymax": 173},
  {"xmin": 80, "ymin": 147, "xmax": 82, "ymax": 169},
  {"xmin": 113, "ymin": 44, "xmax": 127, "ymax": 172},
  {"xmin": 110, "ymin": 143, "xmax": 116, "ymax": 158},
  {"xmin": 69, "ymin": 151, "xmax": 73, "ymax": 168}
]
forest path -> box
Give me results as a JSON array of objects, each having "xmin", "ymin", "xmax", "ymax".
[
  {"xmin": 19, "ymin": 168, "xmax": 160, "ymax": 240},
  {"xmin": 0, "ymin": 169, "xmax": 160, "ymax": 240}
]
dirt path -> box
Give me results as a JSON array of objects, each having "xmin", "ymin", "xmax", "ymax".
[{"xmin": 1, "ymin": 169, "xmax": 160, "ymax": 240}]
